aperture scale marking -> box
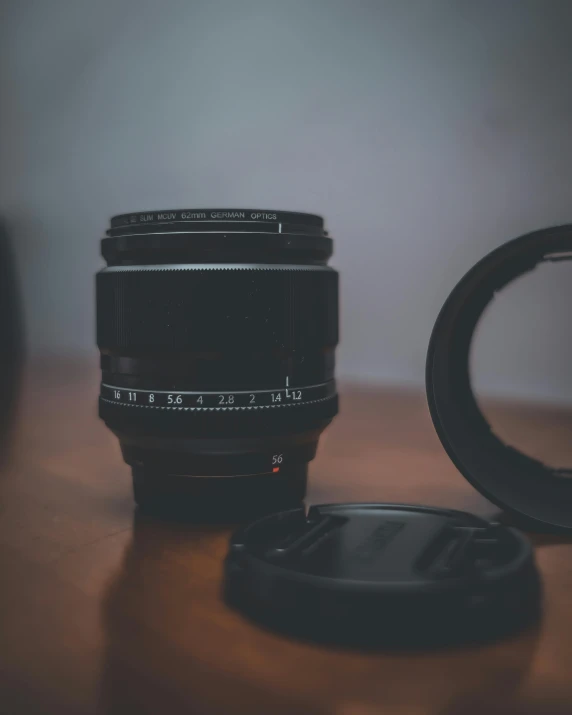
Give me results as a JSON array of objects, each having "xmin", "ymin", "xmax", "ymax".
[{"xmin": 100, "ymin": 381, "xmax": 334, "ymax": 409}]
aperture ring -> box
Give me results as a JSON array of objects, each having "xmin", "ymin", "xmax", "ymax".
[
  {"xmin": 100, "ymin": 396, "xmax": 334, "ymax": 411},
  {"xmin": 101, "ymin": 380, "xmax": 335, "ymax": 409}
]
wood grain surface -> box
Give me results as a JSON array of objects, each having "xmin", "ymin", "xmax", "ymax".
[{"xmin": 1, "ymin": 359, "xmax": 572, "ymax": 715}]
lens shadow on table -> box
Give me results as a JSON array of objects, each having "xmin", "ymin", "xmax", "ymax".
[{"xmin": 98, "ymin": 510, "xmax": 309, "ymax": 714}]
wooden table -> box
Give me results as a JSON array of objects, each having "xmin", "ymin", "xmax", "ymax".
[{"xmin": 2, "ymin": 360, "xmax": 572, "ymax": 715}]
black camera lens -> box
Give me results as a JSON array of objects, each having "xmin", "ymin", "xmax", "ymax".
[{"xmin": 96, "ymin": 209, "xmax": 339, "ymax": 518}]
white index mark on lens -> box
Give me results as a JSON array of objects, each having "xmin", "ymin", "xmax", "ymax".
[{"xmin": 278, "ymin": 223, "xmax": 282, "ymax": 233}]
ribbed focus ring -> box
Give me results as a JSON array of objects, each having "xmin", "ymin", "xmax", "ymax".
[{"xmin": 97, "ymin": 267, "xmax": 338, "ymax": 352}]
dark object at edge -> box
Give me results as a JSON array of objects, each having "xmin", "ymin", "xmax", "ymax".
[{"xmin": 0, "ymin": 221, "xmax": 23, "ymax": 457}]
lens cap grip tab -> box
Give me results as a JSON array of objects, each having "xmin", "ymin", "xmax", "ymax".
[{"xmin": 426, "ymin": 225, "xmax": 572, "ymax": 532}]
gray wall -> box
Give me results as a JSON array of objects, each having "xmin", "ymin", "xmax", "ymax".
[{"xmin": 2, "ymin": 0, "xmax": 572, "ymax": 402}]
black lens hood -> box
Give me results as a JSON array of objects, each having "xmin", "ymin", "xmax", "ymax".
[{"xmin": 426, "ymin": 225, "xmax": 572, "ymax": 532}]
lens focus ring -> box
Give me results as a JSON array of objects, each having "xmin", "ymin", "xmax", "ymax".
[{"xmin": 97, "ymin": 266, "xmax": 338, "ymax": 352}]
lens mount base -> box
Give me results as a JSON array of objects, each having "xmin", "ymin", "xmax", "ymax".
[{"xmin": 131, "ymin": 464, "xmax": 308, "ymax": 521}]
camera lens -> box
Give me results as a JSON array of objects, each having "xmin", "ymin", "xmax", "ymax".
[{"xmin": 96, "ymin": 209, "xmax": 339, "ymax": 518}]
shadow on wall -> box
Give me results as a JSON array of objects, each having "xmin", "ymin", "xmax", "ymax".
[{"xmin": 0, "ymin": 220, "xmax": 24, "ymax": 463}]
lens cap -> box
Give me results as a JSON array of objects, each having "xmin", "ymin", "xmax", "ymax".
[{"xmin": 224, "ymin": 504, "xmax": 541, "ymax": 648}]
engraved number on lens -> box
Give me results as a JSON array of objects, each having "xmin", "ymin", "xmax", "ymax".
[
  {"xmin": 114, "ymin": 390, "xmax": 121, "ymax": 399},
  {"xmin": 128, "ymin": 392, "xmax": 137, "ymax": 402},
  {"xmin": 148, "ymin": 394, "xmax": 154, "ymax": 403},
  {"xmin": 272, "ymin": 454, "xmax": 283, "ymax": 465},
  {"xmin": 197, "ymin": 396, "xmax": 203, "ymax": 405},
  {"xmin": 168, "ymin": 394, "xmax": 183, "ymax": 405},
  {"xmin": 271, "ymin": 393, "xmax": 282, "ymax": 403},
  {"xmin": 292, "ymin": 391, "xmax": 302, "ymax": 400},
  {"xmin": 249, "ymin": 394, "xmax": 256, "ymax": 404},
  {"xmin": 219, "ymin": 394, "xmax": 235, "ymax": 405}
]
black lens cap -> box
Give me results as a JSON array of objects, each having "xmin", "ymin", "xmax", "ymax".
[{"xmin": 224, "ymin": 504, "xmax": 541, "ymax": 648}]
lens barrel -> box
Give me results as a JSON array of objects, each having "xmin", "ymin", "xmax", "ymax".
[{"xmin": 96, "ymin": 209, "xmax": 339, "ymax": 518}]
